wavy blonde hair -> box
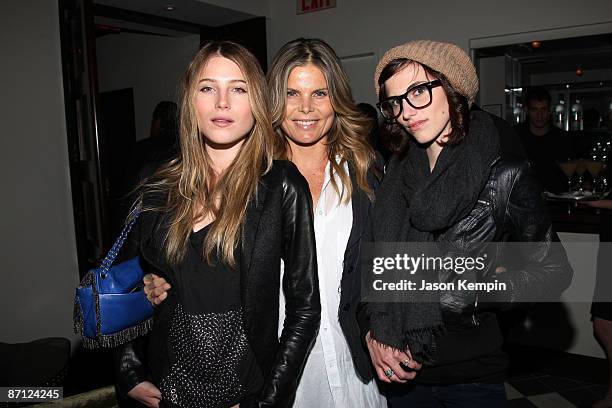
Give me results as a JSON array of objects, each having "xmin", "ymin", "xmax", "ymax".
[
  {"xmin": 267, "ymin": 38, "xmax": 375, "ymax": 203},
  {"xmin": 143, "ymin": 41, "xmax": 274, "ymax": 266}
]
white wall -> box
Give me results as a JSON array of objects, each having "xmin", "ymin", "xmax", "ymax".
[
  {"xmin": 267, "ymin": 0, "xmax": 612, "ymax": 106},
  {"xmin": 0, "ymin": 0, "xmax": 79, "ymax": 344},
  {"xmin": 96, "ymin": 33, "xmax": 200, "ymax": 140},
  {"xmin": 479, "ymin": 56, "xmax": 507, "ymax": 116}
]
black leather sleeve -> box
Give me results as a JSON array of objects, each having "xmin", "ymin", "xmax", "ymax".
[
  {"xmin": 258, "ymin": 164, "xmax": 321, "ymax": 407},
  {"xmin": 113, "ymin": 336, "xmax": 148, "ymax": 399},
  {"xmin": 483, "ymin": 160, "xmax": 573, "ymax": 303},
  {"xmin": 113, "ymin": 199, "xmax": 149, "ymax": 400}
]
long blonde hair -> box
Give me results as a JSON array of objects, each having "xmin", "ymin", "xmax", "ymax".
[
  {"xmin": 267, "ymin": 38, "xmax": 375, "ymax": 202},
  {"xmin": 143, "ymin": 41, "xmax": 274, "ymax": 266}
]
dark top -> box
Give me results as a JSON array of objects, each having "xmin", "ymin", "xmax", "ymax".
[
  {"xmin": 357, "ymin": 154, "xmax": 572, "ymax": 384},
  {"xmin": 154, "ymin": 224, "xmax": 263, "ymax": 408},
  {"xmin": 516, "ymin": 123, "xmax": 572, "ymax": 193},
  {"xmin": 472, "ymin": 107, "xmax": 525, "ymax": 158},
  {"xmin": 115, "ymin": 160, "xmax": 320, "ymax": 408}
]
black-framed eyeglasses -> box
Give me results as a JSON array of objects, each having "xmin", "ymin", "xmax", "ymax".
[{"xmin": 376, "ymin": 80, "xmax": 442, "ymax": 121}]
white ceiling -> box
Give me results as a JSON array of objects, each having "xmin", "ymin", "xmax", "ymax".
[{"xmin": 94, "ymin": 0, "xmax": 258, "ymax": 27}]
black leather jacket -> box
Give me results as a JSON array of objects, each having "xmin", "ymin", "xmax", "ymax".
[
  {"xmin": 115, "ymin": 160, "xmax": 320, "ymax": 407},
  {"xmin": 356, "ymin": 154, "xmax": 573, "ymax": 381},
  {"xmin": 337, "ymin": 164, "xmax": 381, "ymax": 382},
  {"xmin": 437, "ymin": 154, "xmax": 572, "ymax": 322}
]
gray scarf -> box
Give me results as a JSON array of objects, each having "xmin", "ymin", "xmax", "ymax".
[{"xmin": 367, "ymin": 111, "xmax": 500, "ymax": 365}]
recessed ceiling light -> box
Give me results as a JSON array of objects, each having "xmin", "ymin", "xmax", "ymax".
[
  {"xmin": 531, "ymin": 40, "xmax": 542, "ymax": 49},
  {"xmin": 163, "ymin": 4, "xmax": 176, "ymax": 11}
]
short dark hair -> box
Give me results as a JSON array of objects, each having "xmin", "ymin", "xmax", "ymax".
[
  {"xmin": 152, "ymin": 101, "xmax": 178, "ymax": 132},
  {"xmin": 377, "ymin": 59, "xmax": 470, "ymax": 156},
  {"xmin": 524, "ymin": 87, "xmax": 551, "ymax": 106}
]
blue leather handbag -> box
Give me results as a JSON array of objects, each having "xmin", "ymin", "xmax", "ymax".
[{"xmin": 74, "ymin": 207, "xmax": 153, "ymax": 349}]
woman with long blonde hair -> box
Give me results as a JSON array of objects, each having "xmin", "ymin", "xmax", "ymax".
[{"xmin": 114, "ymin": 40, "xmax": 320, "ymax": 408}]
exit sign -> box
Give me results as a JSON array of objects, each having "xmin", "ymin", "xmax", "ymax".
[{"xmin": 297, "ymin": 0, "xmax": 336, "ymax": 14}]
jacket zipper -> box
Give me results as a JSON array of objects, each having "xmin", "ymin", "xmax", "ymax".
[{"xmin": 472, "ymin": 295, "xmax": 480, "ymax": 326}]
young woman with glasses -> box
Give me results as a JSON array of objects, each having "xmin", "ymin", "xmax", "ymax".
[
  {"xmin": 358, "ymin": 40, "xmax": 573, "ymax": 407},
  {"xmin": 113, "ymin": 40, "xmax": 320, "ymax": 408}
]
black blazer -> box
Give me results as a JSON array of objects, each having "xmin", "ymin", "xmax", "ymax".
[
  {"xmin": 337, "ymin": 163, "xmax": 381, "ymax": 383},
  {"xmin": 115, "ymin": 160, "xmax": 321, "ymax": 407}
]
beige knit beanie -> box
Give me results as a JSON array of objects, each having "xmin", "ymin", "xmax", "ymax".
[{"xmin": 374, "ymin": 40, "xmax": 479, "ymax": 106}]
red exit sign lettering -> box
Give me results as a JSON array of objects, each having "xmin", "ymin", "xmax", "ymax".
[{"xmin": 297, "ymin": 0, "xmax": 336, "ymax": 14}]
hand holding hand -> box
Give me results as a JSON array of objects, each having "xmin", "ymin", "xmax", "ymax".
[
  {"xmin": 143, "ymin": 273, "xmax": 171, "ymax": 306},
  {"xmin": 365, "ymin": 331, "xmax": 422, "ymax": 383}
]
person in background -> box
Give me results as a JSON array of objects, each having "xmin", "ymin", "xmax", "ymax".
[
  {"xmin": 583, "ymin": 199, "xmax": 612, "ymax": 408},
  {"xmin": 515, "ymin": 87, "xmax": 572, "ymax": 193},
  {"xmin": 357, "ymin": 102, "xmax": 391, "ymax": 162},
  {"xmin": 119, "ymin": 101, "xmax": 180, "ymax": 223},
  {"xmin": 130, "ymin": 101, "xmax": 180, "ymax": 184}
]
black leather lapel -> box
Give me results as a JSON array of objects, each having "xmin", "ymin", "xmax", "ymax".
[{"xmin": 240, "ymin": 181, "xmax": 269, "ymax": 298}]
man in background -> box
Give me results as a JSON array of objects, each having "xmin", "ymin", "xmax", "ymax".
[
  {"xmin": 516, "ymin": 87, "xmax": 572, "ymax": 193},
  {"xmin": 119, "ymin": 101, "xmax": 179, "ymax": 220}
]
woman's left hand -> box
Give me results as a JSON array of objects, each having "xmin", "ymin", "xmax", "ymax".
[
  {"xmin": 365, "ymin": 331, "xmax": 422, "ymax": 383},
  {"xmin": 143, "ymin": 273, "xmax": 171, "ymax": 305}
]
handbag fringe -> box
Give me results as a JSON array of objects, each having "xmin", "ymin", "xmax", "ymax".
[{"xmin": 78, "ymin": 316, "xmax": 154, "ymax": 350}]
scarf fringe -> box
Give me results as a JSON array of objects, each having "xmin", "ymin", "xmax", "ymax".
[
  {"xmin": 369, "ymin": 323, "xmax": 446, "ymax": 366},
  {"xmin": 402, "ymin": 324, "xmax": 445, "ymax": 365}
]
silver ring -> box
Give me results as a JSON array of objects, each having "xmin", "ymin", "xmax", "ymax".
[
  {"xmin": 403, "ymin": 359, "xmax": 410, "ymax": 366},
  {"xmin": 384, "ymin": 368, "xmax": 394, "ymax": 378}
]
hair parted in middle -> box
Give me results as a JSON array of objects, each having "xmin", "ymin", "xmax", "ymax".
[
  {"xmin": 377, "ymin": 59, "xmax": 470, "ymax": 156},
  {"xmin": 142, "ymin": 40, "xmax": 275, "ymax": 267},
  {"xmin": 267, "ymin": 37, "xmax": 375, "ymax": 202}
]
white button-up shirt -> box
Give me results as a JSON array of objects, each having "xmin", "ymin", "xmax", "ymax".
[{"xmin": 279, "ymin": 160, "xmax": 385, "ymax": 408}]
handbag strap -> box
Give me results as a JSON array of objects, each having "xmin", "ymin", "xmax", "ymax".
[{"xmin": 99, "ymin": 202, "xmax": 142, "ymax": 278}]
